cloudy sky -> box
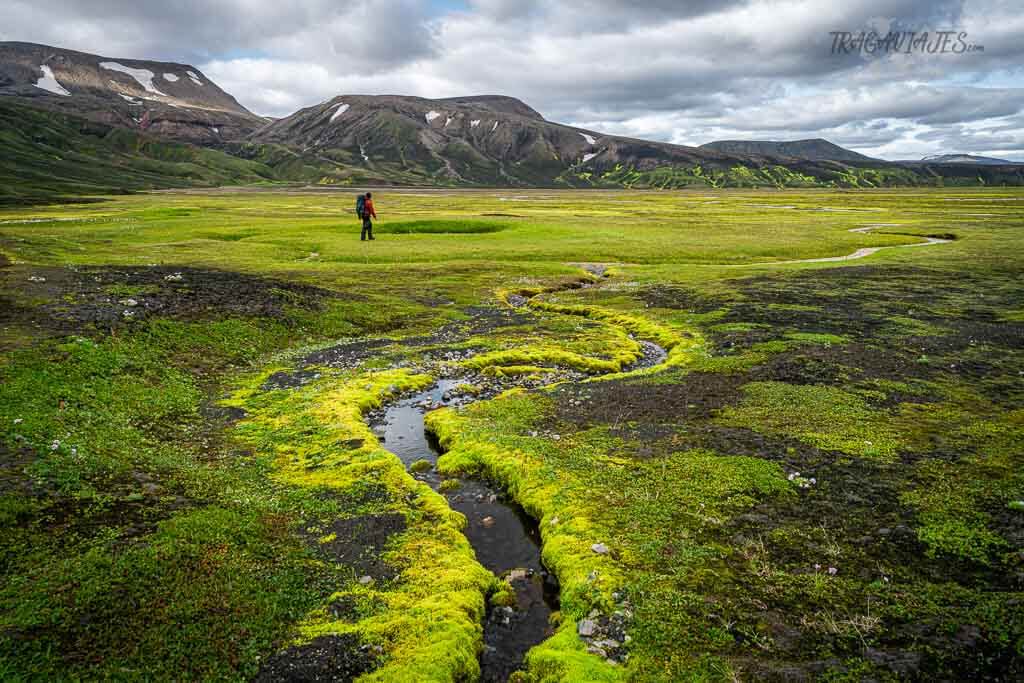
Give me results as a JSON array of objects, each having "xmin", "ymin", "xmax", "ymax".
[{"xmin": 3, "ymin": 0, "xmax": 1023, "ymax": 159}]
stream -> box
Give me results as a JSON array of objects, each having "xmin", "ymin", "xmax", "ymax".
[
  {"xmin": 374, "ymin": 379, "xmax": 559, "ymax": 682},
  {"xmin": 369, "ymin": 280, "xmax": 671, "ymax": 680}
]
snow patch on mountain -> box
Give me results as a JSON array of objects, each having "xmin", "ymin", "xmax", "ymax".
[
  {"xmin": 425, "ymin": 110, "xmax": 441, "ymax": 123},
  {"xmin": 470, "ymin": 119, "xmax": 481, "ymax": 127},
  {"xmin": 186, "ymin": 70, "xmax": 203, "ymax": 86},
  {"xmin": 100, "ymin": 62, "xmax": 166, "ymax": 96},
  {"xmin": 330, "ymin": 103, "xmax": 349, "ymax": 122},
  {"xmin": 444, "ymin": 116, "xmax": 453, "ymax": 127},
  {"xmin": 580, "ymin": 132, "xmax": 597, "ymax": 145},
  {"xmin": 119, "ymin": 93, "xmax": 141, "ymax": 104},
  {"xmin": 163, "ymin": 73, "xmax": 179, "ymax": 82},
  {"xmin": 582, "ymin": 152, "xmax": 599, "ymax": 163},
  {"xmin": 492, "ymin": 121, "xmax": 499, "ymax": 131},
  {"xmin": 34, "ymin": 65, "xmax": 70, "ymax": 96}
]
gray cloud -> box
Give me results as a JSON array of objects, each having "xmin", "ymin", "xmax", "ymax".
[
  {"xmin": 0, "ymin": 0, "xmax": 436, "ymax": 69},
  {"xmin": 1, "ymin": 0, "xmax": 1021, "ymax": 159}
]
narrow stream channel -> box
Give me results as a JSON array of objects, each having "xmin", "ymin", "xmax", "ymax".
[{"xmin": 374, "ymin": 379, "xmax": 559, "ymax": 682}]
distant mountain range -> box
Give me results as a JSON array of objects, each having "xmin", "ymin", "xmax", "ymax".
[
  {"xmin": 914, "ymin": 153, "xmax": 1022, "ymax": 165},
  {"xmin": 245, "ymin": 93, "xmax": 841, "ymax": 187},
  {"xmin": 700, "ymin": 139, "xmax": 879, "ymax": 163},
  {"xmin": 2, "ymin": 40, "xmax": 1024, "ymax": 202}
]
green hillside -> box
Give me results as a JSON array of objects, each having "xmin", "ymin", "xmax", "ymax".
[{"xmin": 0, "ymin": 100, "xmax": 278, "ymax": 205}]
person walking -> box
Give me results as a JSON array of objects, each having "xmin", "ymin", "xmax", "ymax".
[{"xmin": 360, "ymin": 192, "xmax": 377, "ymax": 241}]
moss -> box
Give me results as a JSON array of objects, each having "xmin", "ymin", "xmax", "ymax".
[
  {"xmin": 428, "ymin": 394, "xmax": 793, "ymax": 680},
  {"xmin": 467, "ymin": 347, "xmax": 629, "ymax": 375},
  {"xmin": 428, "ymin": 404, "xmax": 627, "ymax": 674},
  {"xmin": 409, "ymin": 459, "xmax": 433, "ymax": 473},
  {"xmin": 228, "ymin": 368, "xmax": 497, "ymax": 681},
  {"xmin": 515, "ymin": 621, "xmax": 624, "ymax": 682},
  {"xmin": 438, "ymin": 478, "xmax": 461, "ymax": 493},
  {"xmin": 783, "ymin": 331, "xmax": 849, "ymax": 346},
  {"xmin": 900, "ymin": 460, "xmax": 1011, "ymax": 565},
  {"xmin": 528, "ymin": 298, "xmax": 704, "ymax": 370},
  {"xmin": 718, "ymin": 381, "xmax": 902, "ymax": 459}
]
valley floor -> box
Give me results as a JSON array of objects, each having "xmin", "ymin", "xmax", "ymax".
[{"xmin": 0, "ymin": 188, "xmax": 1021, "ymax": 681}]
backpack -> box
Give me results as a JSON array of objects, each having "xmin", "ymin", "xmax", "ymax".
[{"xmin": 355, "ymin": 194, "xmax": 366, "ymax": 219}]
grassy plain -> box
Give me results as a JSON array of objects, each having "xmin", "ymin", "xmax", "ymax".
[{"xmin": 0, "ymin": 187, "xmax": 1021, "ymax": 681}]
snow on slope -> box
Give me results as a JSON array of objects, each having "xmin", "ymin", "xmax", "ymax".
[
  {"xmin": 425, "ymin": 110, "xmax": 441, "ymax": 123},
  {"xmin": 163, "ymin": 72, "xmax": 179, "ymax": 82},
  {"xmin": 580, "ymin": 132, "xmax": 597, "ymax": 145},
  {"xmin": 34, "ymin": 64, "xmax": 70, "ymax": 95},
  {"xmin": 330, "ymin": 102, "xmax": 349, "ymax": 121},
  {"xmin": 186, "ymin": 70, "xmax": 203, "ymax": 85},
  {"xmin": 100, "ymin": 62, "xmax": 166, "ymax": 96}
]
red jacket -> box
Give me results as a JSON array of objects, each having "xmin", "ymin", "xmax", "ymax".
[{"xmin": 363, "ymin": 198, "xmax": 377, "ymax": 219}]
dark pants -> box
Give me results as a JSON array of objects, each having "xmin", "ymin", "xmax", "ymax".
[{"xmin": 361, "ymin": 217, "xmax": 374, "ymax": 240}]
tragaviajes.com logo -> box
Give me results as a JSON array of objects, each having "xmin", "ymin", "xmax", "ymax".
[{"xmin": 830, "ymin": 31, "xmax": 984, "ymax": 55}]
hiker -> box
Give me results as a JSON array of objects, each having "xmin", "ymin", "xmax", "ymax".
[{"xmin": 358, "ymin": 191, "xmax": 377, "ymax": 241}]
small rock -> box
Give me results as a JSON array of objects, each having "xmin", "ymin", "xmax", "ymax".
[
  {"xmin": 358, "ymin": 575, "xmax": 373, "ymax": 585},
  {"xmin": 578, "ymin": 619, "xmax": 598, "ymax": 637},
  {"xmin": 481, "ymin": 516, "xmax": 496, "ymax": 528},
  {"xmin": 591, "ymin": 542, "xmax": 610, "ymax": 555}
]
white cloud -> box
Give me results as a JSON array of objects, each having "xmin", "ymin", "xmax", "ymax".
[{"xmin": 2, "ymin": 0, "xmax": 1022, "ymax": 158}]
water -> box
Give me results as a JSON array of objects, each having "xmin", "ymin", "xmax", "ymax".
[{"xmin": 375, "ymin": 380, "xmax": 558, "ymax": 682}]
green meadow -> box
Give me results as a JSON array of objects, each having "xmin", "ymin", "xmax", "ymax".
[{"xmin": 0, "ymin": 187, "xmax": 1021, "ymax": 681}]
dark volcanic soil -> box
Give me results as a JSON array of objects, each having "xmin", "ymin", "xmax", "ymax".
[
  {"xmin": 1, "ymin": 264, "xmax": 348, "ymax": 337},
  {"xmin": 312, "ymin": 513, "xmax": 407, "ymax": 581},
  {"xmin": 254, "ymin": 634, "xmax": 378, "ymax": 683}
]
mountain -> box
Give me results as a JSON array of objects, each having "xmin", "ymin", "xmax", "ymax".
[
  {"xmin": 4, "ymin": 41, "xmax": 1024, "ymax": 195},
  {"xmin": 0, "ymin": 99, "xmax": 275, "ymax": 205},
  {"xmin": 916, "ymin": 153, "xmax": 1022, "ymax": 165},
  {"xmin": 246, "ymin": 94, "xmax": 847, "ymax": 187},
  {"xmin": 0, "ymin": 41, "xmax": 265, "ymax": 143},
  {"xmin": 699, "ymin": 138, "xmax": 879, "ymax": 163}
]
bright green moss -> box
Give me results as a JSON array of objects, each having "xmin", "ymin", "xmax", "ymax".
[
  {"xmin": 516, "ymin": 622, "xmax": 624, "ymax": 682},
  {"xmin": 228, "ymin": 368, "xmax": 497, "ymax": 681}
]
